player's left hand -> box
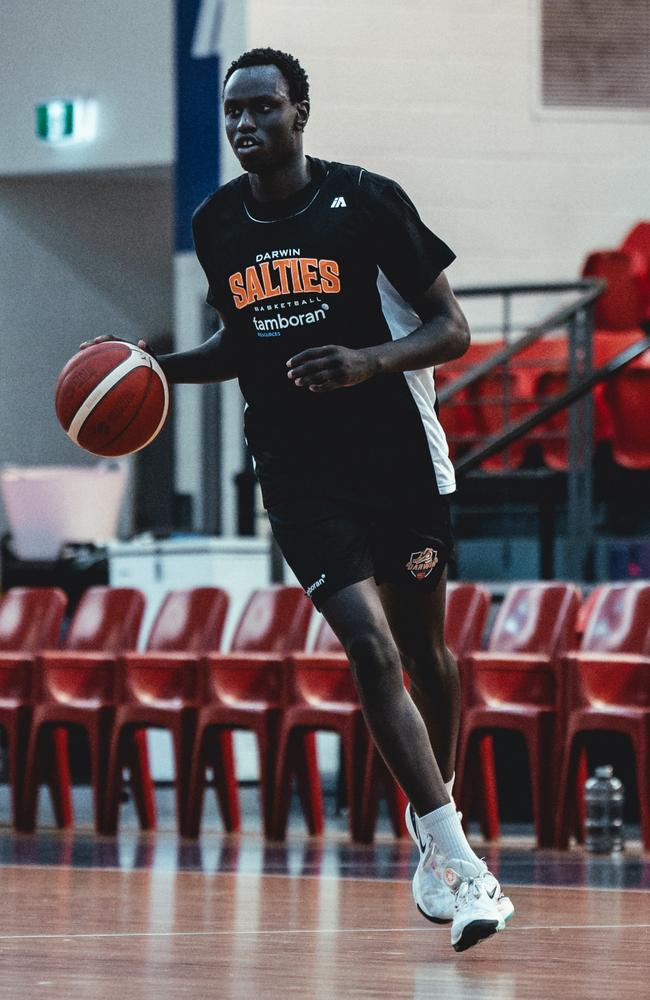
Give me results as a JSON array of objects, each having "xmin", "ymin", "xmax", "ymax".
[{"xmin": 286, "ymin": 345, "xmax": 378, "ymax": 391}]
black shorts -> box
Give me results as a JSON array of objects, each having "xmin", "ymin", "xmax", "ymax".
[{"xmin": 268, "ymin": 493, "xmax": 455, "ymax": 611}]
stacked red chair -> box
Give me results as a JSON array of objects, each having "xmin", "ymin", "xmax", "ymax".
[
  {"xmin": 583, "ymin": 250, "xmax": 646, "ymax": 332},
  {"xmin": 448, "ymin": 582, "xmax": 499, "ymax": 840},
  {"xmin": 183, "ymin": 585, "xmax": 313, "ymax": 839},
  {"xmin": 501, "ymin": 249, "xmax": 648, "ymax": 472},
  {"xmin": 601, "ymin": 340, "xmax": 650, "ymax": 469},
  {"xmin": 438, "ymin": 340, "xmax": 504, "ymax": 462},
  {"xmin": 285, "ymin": 618, "xmax": 404, "ymax": 843},
  {"xmin": 555, "ymin": 582, "xmax": 650, "ymax": 850},
  {"xmin": 272, "ymin": 617, "xmax": 370, "ymax": 842},
  {"xmin": 584, "ymin": 250, "xmax": 650, "ymax": 470},
  {"xmin": 0, "ymin": 587, "xmax": 67, "ymax": 827},
  {"xmin": 20, "ymin": 587, "xmax": 145, "ymax": 833},
  {"xmin": 455, "ymin": 582, "xmax": 581, "ymax": 846},
  {"xmin": 472, "ymin": 364, "xmax": 533, "ymax": 471},
  {"xmin": 100, "ymin": 587, "xmax": 229, "ymax": 836},
  {"xmin": 621, "ymin": 222, "xmax": 650, "ymax": 321}
]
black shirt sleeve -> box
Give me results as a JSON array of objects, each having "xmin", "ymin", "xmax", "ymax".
[
  {"xmin": 191, "ymin": 200, "xmax": 225, "ymax": 311},
  {"xmin": 360, "ymin": 170, "xmax": 456, "ymax": 308}
]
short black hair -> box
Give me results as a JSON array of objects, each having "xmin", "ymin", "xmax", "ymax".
[{"xmin": 222, "ymin": 47, "xmax": 309, "ymax": 104}]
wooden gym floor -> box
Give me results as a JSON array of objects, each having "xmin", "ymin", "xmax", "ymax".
[{"xmin": 0, "ymin": 788, "xmax": 648, "ymax": 999}]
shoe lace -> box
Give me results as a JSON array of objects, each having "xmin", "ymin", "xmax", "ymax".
[{"xmin": 455, "ymin": 871, "xmax": 487, "ymax": 906}]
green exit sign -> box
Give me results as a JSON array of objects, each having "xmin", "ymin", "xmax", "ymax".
[{"xmin": 35, "ymin": 99, "xmax": 97, "ymax": 145}]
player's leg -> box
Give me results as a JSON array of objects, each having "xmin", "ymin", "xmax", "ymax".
[
  {"xmin": 376, "ymin": 572, "xmax": 461, "ymax": 925},
  {"xmin": 378, "ymin": 569, "xmax": 460, "ymax": 785},
  {"xmin": 370, "ymin": 507, "xmax": 514, "ymax": 948},
  {"xmin": 269, "ymin": 496, "xmax": 509, "ymax": 950},
  {"xmin": 321, "ymin": 576, "xmax": 510, "ymax": 950},
  {"xmin": 268, "ymin": 498, "xmax": 448, "ymax": 812},
  {"xmin": 319, "ymin": 577, "xmax": 449, "ymax": 817}
]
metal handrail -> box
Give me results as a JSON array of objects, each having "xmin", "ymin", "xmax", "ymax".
[
  {"xmin": 438, "ymin": 278, "xmax": 605, "ymax": 402},
  {"xmin": 453, "ymin": 280, "xmax": 603, "ymax": 298},
  {"xmin": 454, "ymin": 336, "xmax": 650, "ymax": 475},
  {"xmin": 441, "ymin": 276, "xmax": 615, "ymax": 581}
]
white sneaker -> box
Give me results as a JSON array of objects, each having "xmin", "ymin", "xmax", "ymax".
[
  {"xmin": 406, "ymin": 803, "xmax": 515, "ymax": 928},
  {"xmin": 405, "ymin": 803, "xmax": 454, "ymax": 923},
  {"xmin": 446, "ymin": 859, "xmax": 507, "ymax": 952}
]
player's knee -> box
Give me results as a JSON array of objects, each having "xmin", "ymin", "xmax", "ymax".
[
  {"xmin": 345, "ymin": 628, "xmax": 399, "ymax": 681},
  {"xmin": 403, "ymin": 643, "xmax": 457, "ymax": 687}
]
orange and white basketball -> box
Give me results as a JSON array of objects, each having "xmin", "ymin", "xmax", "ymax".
[{"xmin": 54, "ymin": 340, "xmax": 169, "ymax": 457}]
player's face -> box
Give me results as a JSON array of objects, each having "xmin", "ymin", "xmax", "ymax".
[{"xmin": 223, "ymin": 65, "xmax": 307, "ymax": 172}]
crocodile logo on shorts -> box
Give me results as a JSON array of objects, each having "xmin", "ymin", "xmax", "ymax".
[{"xmin": 406, "ymin": 547, "xmax": 438, "ymax": 580}]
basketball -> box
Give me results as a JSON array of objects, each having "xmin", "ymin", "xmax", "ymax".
[{"xmin": 54, "ymin": 340, "xmax": 170, "ymax": 457}]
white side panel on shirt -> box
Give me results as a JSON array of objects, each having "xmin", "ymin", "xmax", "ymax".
[{"xmin": 376, "ymin": 269, "xmax": 456, "ymax": 495}]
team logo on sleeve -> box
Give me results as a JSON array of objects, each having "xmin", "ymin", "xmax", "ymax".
[{"xmin": 406, "ymin": 547, "xmax": 438, "ymax": 580}]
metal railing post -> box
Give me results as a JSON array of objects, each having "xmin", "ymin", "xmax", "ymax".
[
  {"xmin": 566, "ymin": 306, "xmax": 594, "ymax": 580},
  {"xmin": 502, "ymin": 291, "xmax": 513, "ymax": 470}
]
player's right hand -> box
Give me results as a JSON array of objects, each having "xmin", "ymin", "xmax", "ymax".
[{"xmin": 80, "ymin": 335, "xmax": 153, "ymax": 354}]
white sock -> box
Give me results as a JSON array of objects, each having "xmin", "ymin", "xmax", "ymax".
[
  {"xmin": 444, "ymin": 773, "xmax": 455, "ymax": 801},
  {"xmin": 417, "ymin": 801, "xmax": 485, "ymax": 872}
]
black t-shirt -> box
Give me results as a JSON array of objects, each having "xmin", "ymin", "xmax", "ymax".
[{"xmin": 192, "ymin": 158, "xmax": 457, "ymax": 508}]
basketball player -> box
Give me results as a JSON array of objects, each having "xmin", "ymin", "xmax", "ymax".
[{"xmin": 82, "ymin": 48, "xmax": 513, "ymax": 952}]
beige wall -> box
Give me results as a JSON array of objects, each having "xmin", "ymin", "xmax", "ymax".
[
  {"xmin": 0, "ymin": 0, "xmax": 173, "ymax": 175},
  {"xmin": 246, "ymin": 0, "xmax": 649, "ymax": 288}
]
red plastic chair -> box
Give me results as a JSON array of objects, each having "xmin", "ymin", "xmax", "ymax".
[
  {"xmin": 555, "ymin": 582, "xmax": 650, "ymax": 849},
  {"xmin": 447, "ymin": 582, "xmax": 491, "ymax": 671},
  {"xmin": 438, "ymin": 341, "xmax": 504, "ymax": 463},
  {"xmin": 272, "ymin": 619, "xmax": 370, "ymax": 842},
  {"xmin": 620, "ymin": 222, "xmax": 650, "ymax": 321},
  {"xmin": 531, "ymin": 249, "xmax": 646, "ymax": 470},
  {"xmin": 447, "ymin": 339, "xmax": 569, "ymax": 472},
  {"xmin": 20, "ymin": 587, "xmax": 146, "ymax": 832},
  {"xmin": 527, "ymin": 329, "xmax": 646, "ymax": 471},
  {"xmin": 601, "ymin": 340, "xmax": 650, "ymax": 470},
  {"xmin": 472, "ymin": 368, "xmax": 532, "ymax": 470},
  {"xmin": 0, "ymin": 588, "xmax": 67, "ymax": 827},
  {"xmin": 183, "ymin": 585, "xmax": 313, "ymax": 838},
  {"xmin": 0, "ymin": 587, "xmax": 67, "ymax": 651},
  {"xmin": 583, "ymin": 250, "xmax": 646, "ymax": 331},
  {"xmin": 455, "ymin": 583, "xmax": 581, "ymax": 846},
  {"xmin": 435, "ymin": 366, "xmax": 477, "ymax": 462},
  {"xmin": 445, "ymin": 583, "xmax": 499, "ymax": 839},
  {"xmin": 100, "ymin": 587, "xmax": 229, "ymax": 835}
]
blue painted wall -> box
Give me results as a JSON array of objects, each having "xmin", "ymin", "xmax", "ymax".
[{"xmin": 175, "ymin": 0, "xmax": 221, "ymax": 252}]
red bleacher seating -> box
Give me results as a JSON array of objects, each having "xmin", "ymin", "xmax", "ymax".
[
  {"xmin": 583, "ymin": 250, "xmax": 646, "ymax": 330},
  {"xmin": 182, "ymin": 586, "xmax": 313, "ymax": 839},
  {"xmin": 555, "ymin": 582, "xmax": 650, "ymax": 850},
  {"xmin": 0, "ymin": 587, "xmax": 67, "ymax": 828},
  {"xmin": 438, "ymin": 340, "xmax": 504, "ymax": 463},
  {"xmin": 100, "ymin": 587, "xmax": 230, "ymax": 836},
  {"xmin": 272, "ymin": 634, "xmax": 370, "ymax": 842},
  {"xmin": 602, "ymin": 343, "xmax": 650, "ymax": 469},
  {"xmin": 20, "ymin": 587, "xmax": 146, "ymax": 833},
  {"xmin": 455, "ymin": 582, "xmax": 581, "ymax": 846},
  {"xmin": 621, "ymin": 222, "xmax": 650, "ymax": 322}
]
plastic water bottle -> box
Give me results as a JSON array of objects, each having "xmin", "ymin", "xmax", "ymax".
[{"xmin": 584, "ymin": 765, "xmax": 625, "ymax": 853}]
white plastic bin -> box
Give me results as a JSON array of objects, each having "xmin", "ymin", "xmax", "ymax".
[{"xmin": 0, "ymin": 463, "xmax": 128, "ymax": 560}]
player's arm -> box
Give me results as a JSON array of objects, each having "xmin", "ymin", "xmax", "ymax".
[
  {"xmin": 287, "ymin": 173, "xmax": 469, "ymax": 392},
  {"xmin": 372, "ymin": 270, "xmax": 470, "ymax": 371},
  {"xmin": 79, "ymin": 326, "xmax": 238, "ymax": 385},
  {"xmin": 286, "ymin": 271, "xmax": 469, "ymax": 392},
  {"xmin": 156, "ymin": 326, "xmax": 238, "ymax": 384}
]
